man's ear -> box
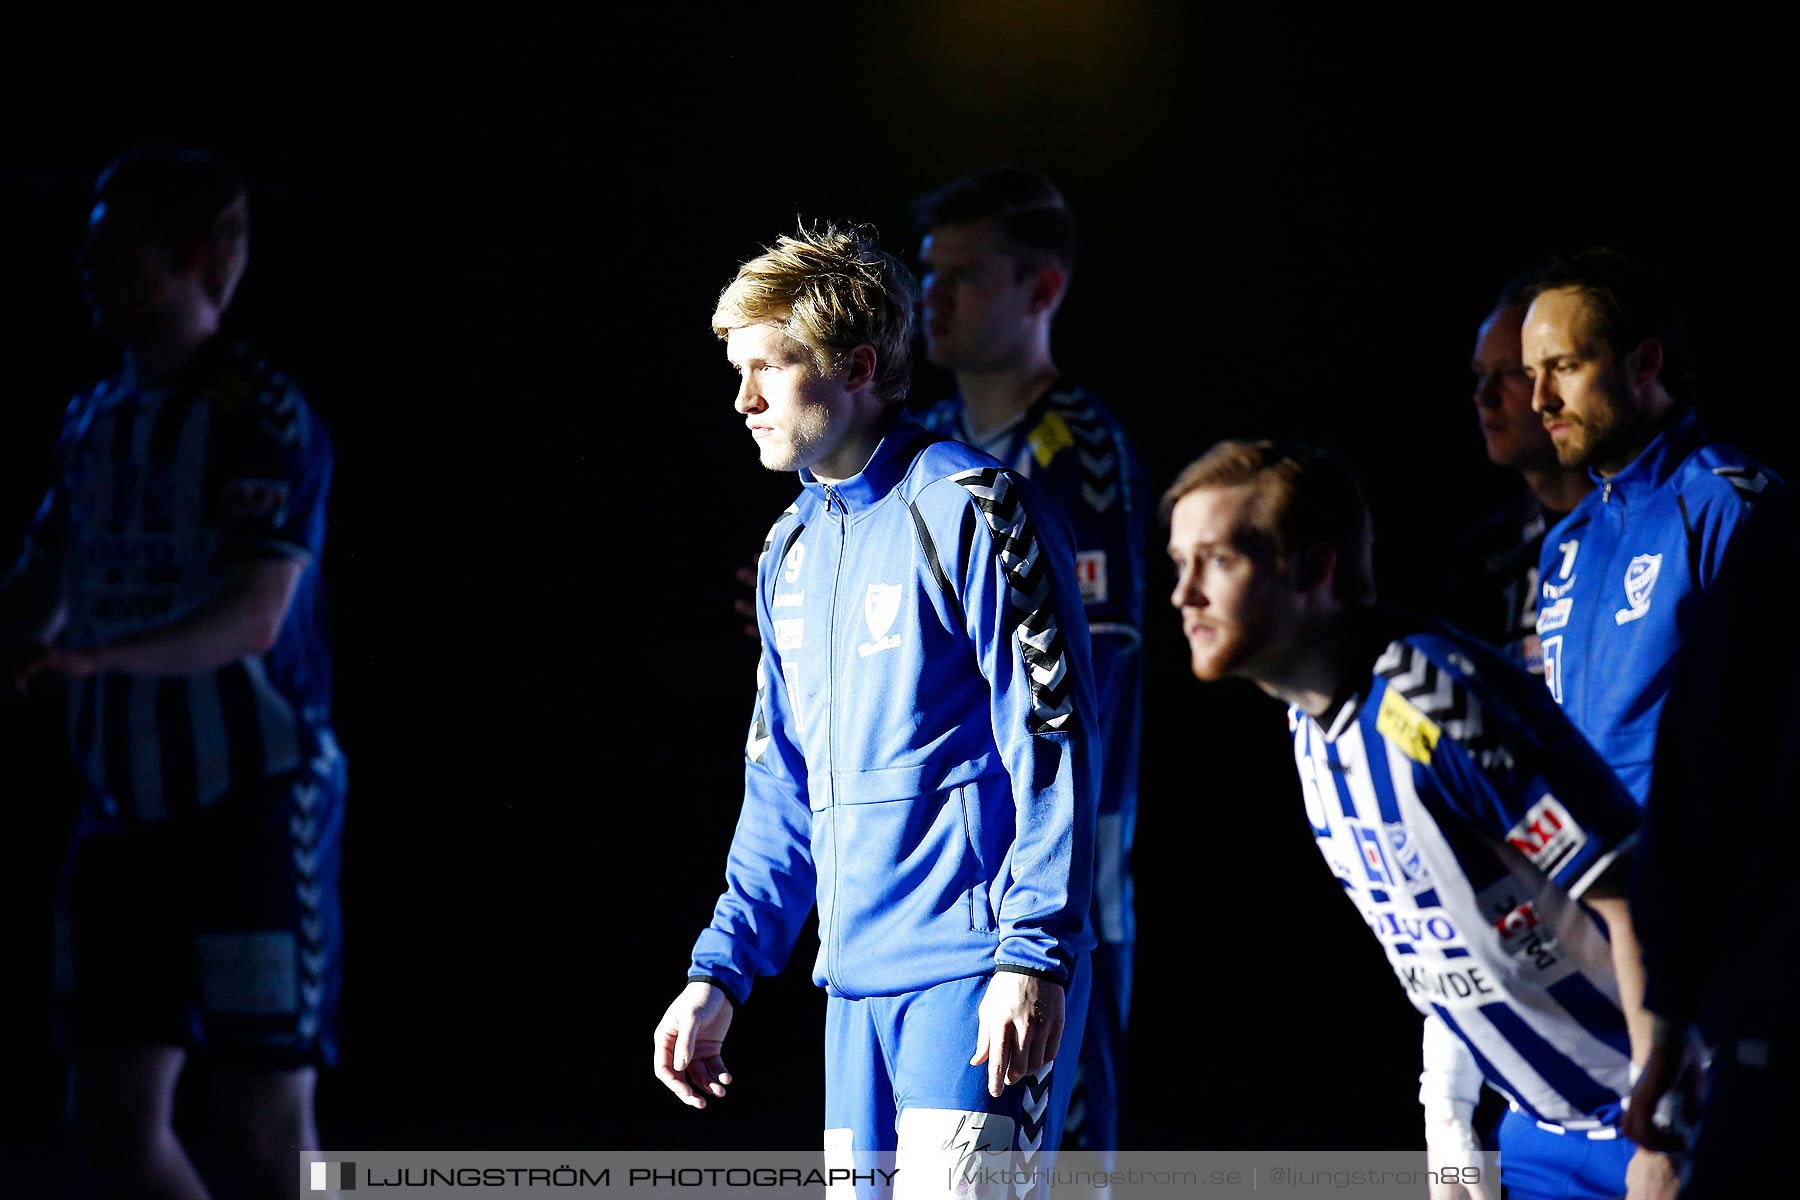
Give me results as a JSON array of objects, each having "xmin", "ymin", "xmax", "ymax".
[
  {"xmin": 184, "ymin": 229, "xmax": 248, "ymax": 309},
  {"xmin": 1626, "ymin": 337, "xmax": 1664, "ymax": 393},
  {"xmin": 196, "ymin": 198, "xmax": 251, "ymax": 308},
  {"xmin": 844, "ymin": 344, "xmax": 878, "ymax": 393},
  {"xmin": 1026, "ymin": 263, "xmax": 1067, "ymax": 317},
  {"xmin": 1291, "ymin": 543, "xmax": 1338, "ymax": 597}
]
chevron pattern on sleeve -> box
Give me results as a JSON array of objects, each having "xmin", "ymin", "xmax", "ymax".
[
  {"xmin": 1375, "ymin": 640, "xmax": 1516, "ymax": 778},
  {"xmin": 747, "ymin": 659, "xmax": 771, "ymax": 764},
  {"xmin": 758, "ymin": 503, "xmax": 800, "ymax": 565},
  {"xmin": 1048, "ymin": 391, "xmax": 1120, "ymax": 513},
  {"xmin": 951, "ymin": 468, "xmax": 1075, "ymax": 733},
  {"xmin": 1712, "ymin": 464, "xmax": 1772, "ymax": 499}
]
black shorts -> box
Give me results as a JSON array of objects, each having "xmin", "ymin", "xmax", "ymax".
[{"xmin": 52, "ymin": 751, "xmax": 346, "ymax": 1071}]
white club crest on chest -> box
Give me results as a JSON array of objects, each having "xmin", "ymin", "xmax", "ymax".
[
  {"xmin": 1614, "ymin": 553, "xmax": 1663, "ymax": 625},
  {"xmin": 858, "ymin": 582, "xmax": 903, "ymax": 657}
]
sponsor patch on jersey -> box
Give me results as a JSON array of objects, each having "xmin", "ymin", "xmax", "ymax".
[
  {"xmin": 222, "ymin": 478, "xmax": 290, "ymax": 520},
  {"xmin": 1520, "ymin": 632, "xmax": 1543, "ymax": 675},
  {"xmin": 1352, "ymin": 823, "xmax": 1394, "ymax": 886},
  {"xmin": 773, "ymin": 591, "xmax": 804, "ymax": 608},
  {"xmin": 1362, "ymin": 905, "xmax": 1461, "ymax": 947},
  {"xmin": 201, "ymin": 375, "xmax": 256, "ymax": 413},
  {"xmin": 857, "ymin": 582, "xmax": 902, "ymax": 657},
  {"xmin": 1614, "ymin": 553, "xmax": 1663, "ymax": 625},
  {"xmin": 1027, "ymin": 411, "xmax": 1075, "ymax": 467},
  {"xmin": 1504, "ymin": 795, "xmax": 1587, "ymax": 876},
  {"xmin": 1542, "ymin": 538, "xmax": 1580, "ymax": 601},
  {"xmin": 774, "ymin": 618, "xmax": 804, "ymax": 651},
  {"xmin": 1386, "ymin": 824, "xmax": 1430, "ymax": 883},
  {"xmin": 1392, "ymin": 959, "xmax": 1501, "ymax": 1010},
  {"xmin": 1492, "ymin": 899, "xmax": 1560, "ymax": 971},
  {"xmin": 1074, "ymin": 549, "xmax": 1109, "ymax": 604},
  {"xmin": 1536, "ymin": 596, "xmax": 1572, "ymax": 634},
  {"xmin": 1542, "ymin": 635, "xmax": 1565, "ymax": 704},
  {"xmin": 1376, "ymin": 687, "xmax": 1441, "ymax": 765},
  {"xmin": 782, "ymin": 660, "xmax": 806, "ymax": 733}
]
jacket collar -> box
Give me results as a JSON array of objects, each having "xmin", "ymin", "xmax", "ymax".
[
  {"xmin": 799, "ymin": 416, "xmax": 932, "ymax": 517},
  {"xmin": 1594, "ymin": 406, "xmax": 1704, "ymax": 498}
]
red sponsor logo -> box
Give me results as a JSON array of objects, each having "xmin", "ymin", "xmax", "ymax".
[
  {"xmin": 1504, "ymin": 796, "xmax": 1587, "ymax": 871},
  {"xmin": 1494, "ymin": 901, "xmax": 1540, "ymax": 938},
  {"xmin": 1507, "ymin": 809, "xmax": 1565, "ymax": 856}
]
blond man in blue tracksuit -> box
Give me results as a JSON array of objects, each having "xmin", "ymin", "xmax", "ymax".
[{"xmin": 653, "ymin": 224, "xmax": 1099, "ymax": 1186}]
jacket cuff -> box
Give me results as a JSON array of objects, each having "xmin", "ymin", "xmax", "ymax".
[
  {"xmin": 993, "ymin": 962, "xmax": 1068, "ymax": 986},
  {"xmin": 686, "ymin": 974, "xmax": 743, "ymax": 1008}
]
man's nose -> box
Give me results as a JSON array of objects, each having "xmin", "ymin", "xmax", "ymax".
[
  {"xmin": 1170, "ymin": 565, "xmax": 1202, "ymax": 609},
  {"xmin": 923, "ymin": 274, "xmax": 951, "ymax": 311},
  {"xmin": 1531, "ymin": 373, "xmax": 1557, "ymax": 415},
  {"xmin": 1474, "ymin": 373, "xmax": 1501, "ymax": 410},
  {"xmin": 734, "ymin": 376, "xmax": 762, "ymax": 415}
]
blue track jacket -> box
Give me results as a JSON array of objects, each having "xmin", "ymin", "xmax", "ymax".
[
  {"xmin": 917, "ymin": 384, "xmax": 1147, "ymax": 945},
  {"xmin": 1535, "ymin": 408, "xmax": 1776, "ymax": 803},
  {"xmin": 690, "ymin": 420, "xmax": 1100, "ymax": 1003}
]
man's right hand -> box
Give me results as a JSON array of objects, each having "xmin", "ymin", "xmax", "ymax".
[
  {"xmin": 653, "ymin": 981, "xmax": 735, "ymax": 1109},
  {"xmin": 0, "ymin": 642, "xmax": 51, "ymax": 695}
]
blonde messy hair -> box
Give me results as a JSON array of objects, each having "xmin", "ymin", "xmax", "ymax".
[
  {"xmin": 1163, "ymin": 439, "xmax": 1377, "ymax": 606},
  {"xmin": 712, "ymin": 222, "xmax": 917, "ymax": 404}
]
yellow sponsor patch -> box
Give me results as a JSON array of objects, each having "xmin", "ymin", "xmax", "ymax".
[
  {"xmin": 1376, "ymin": 687, "xmax": 1440, "ymax": 765},
  {"xmin": 1028, "ymin": 411, "xmax": 1075, "ymax": 467},
  {"xmin": 202, "ymin": 375, "xmax": 256, "ymax": 414}
]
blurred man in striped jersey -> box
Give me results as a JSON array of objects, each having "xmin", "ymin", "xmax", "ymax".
[
  {"xmin": 0, "ymin": 148, "xmax": 342, "ymax": 1200},
  {"xmin": 1165, "ymin": 440, "xmax": 1675, "ymax": 1200}
]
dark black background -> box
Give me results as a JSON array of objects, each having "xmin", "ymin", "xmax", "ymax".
[{"xmin": 0, "ymin": 9, "xmax": 1789, "ymax": 1172}]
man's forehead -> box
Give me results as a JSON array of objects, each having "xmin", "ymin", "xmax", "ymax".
[
  {"xmin": 920, "ymin": 220, "xmax": 1007, "ymax": 261},
  {"xmin": 1524, "ymin": 287, "xmax": 1604, "ymax": 350},
  {"xmin": 1170, "ymin": 484, "xmax": 1257, "ymax": 540},
  {"xmin": 1474, "ymin": 307, "xmax": 1524, "ymax": 359},
  {"xmin": 726, "ymin": 321, "xmax": 806, "ymax": 358},
  {"xmin": 85, "ymin": 201, "xmax": 146, "ymax": 238}
]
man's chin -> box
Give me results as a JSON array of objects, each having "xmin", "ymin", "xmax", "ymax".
[
  {"xmin": 756, "ymin": 444, "xmax": 798, "ymax": 473},
  {"xmin": 1551, "ymin": 436, "xmax": 1592, "ymax": 471},
  {"xmin": 1188, "ymin": 648, "xmax": 1237, "ymax": 683}
]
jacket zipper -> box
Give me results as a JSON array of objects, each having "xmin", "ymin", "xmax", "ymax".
[{"xmin": 823, "ymin": 484, "xmax": 849, "ymax": 995}]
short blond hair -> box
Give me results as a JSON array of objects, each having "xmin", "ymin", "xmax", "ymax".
[
  {"xmin": 1163, "ymin": 439, "xmax": 1377, "ymax": 606},
  {"xmin": 712, "ymin": 222, "xmax": 917, "ymax": 404}
]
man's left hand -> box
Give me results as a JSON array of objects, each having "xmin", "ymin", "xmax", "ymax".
[
  {"xmin": 1626, "ymin": 1147, "xmax": 1680, "ymax": 1200},
  {"xmin": 39, "ymin": 646, "xmax": 100, "ymax": 679},
  {"xmin": 970, "ymin": 972, "xmax": 1064, "ymax": 1098},
  {"xmin": 0, "ymin": 643, "xmax": 89, "ymax": 692}
]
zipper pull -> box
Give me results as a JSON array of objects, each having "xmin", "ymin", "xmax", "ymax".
[
  {"xmin": 824, "ymin": 485, "xmax": 839, "ymax": 514},
  {"xmin": 1602, "ymin": 479, "xmax": 1612, "ymax": 503}
]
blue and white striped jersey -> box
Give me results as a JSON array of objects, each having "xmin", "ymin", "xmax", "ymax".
[
  {"xmin": 1290, "ymin": 616, "xmax": 1641, "ymax": 1128},
  {"xmin": 27, "ymin": 341, "xmax": 337, "ymax": 820},
  {"xmin": 917, "ymin": 383, "xmax": 1146, "ymax": 944}
]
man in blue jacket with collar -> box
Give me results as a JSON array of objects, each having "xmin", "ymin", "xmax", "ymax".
[
  {"xmin": 1523, "ymin": 249, "xmax": 1776, "ymax": 806},
  {"xmin": 653, "ymin": 223, "xmax": 1099, "ymax": 1184}
]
